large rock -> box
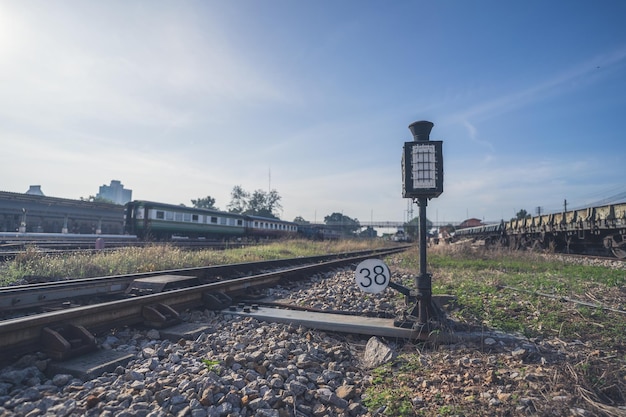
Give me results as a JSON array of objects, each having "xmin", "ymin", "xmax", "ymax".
[{"xmin": 362, "ymin": 337, "xmax": 394, "ymax": 369}]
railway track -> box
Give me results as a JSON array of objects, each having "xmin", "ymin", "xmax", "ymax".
[
  {"xmin": 0, "ymin": 238, "xmax": 257, "ymax": 261},
  {"xmin": 0, "ymin": 246, "xmax": 409, "ymax": 364}
]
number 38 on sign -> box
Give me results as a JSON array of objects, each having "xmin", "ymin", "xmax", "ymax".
[{"xmin": 354, "ymin": 259, "xmax": 390, "ymax": 294}]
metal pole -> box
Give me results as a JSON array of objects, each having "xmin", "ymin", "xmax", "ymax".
[
  {"xmin": 418, "ymin": 198, "xmax": 428, "ymax": 278},
  {"xmin": 416, "ymin": 197, "xmax": 432, "ymax": 324}
]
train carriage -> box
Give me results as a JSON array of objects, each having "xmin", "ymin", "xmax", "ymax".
[
  {"xmin": 453, "ymin": 202, "xmax": 626, "ymax": 258},
  {"xmin": 124, "ymin": 201, "xmax": 246, "ymax": 240},
  {"xmin": 244, "ymin": 215, "xmax": 298, "ymax": 240}
]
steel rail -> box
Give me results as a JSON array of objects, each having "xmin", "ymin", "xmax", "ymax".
[
  {"xmin": 0, "ymin": 247, "xmax": 408, "ymax": 312},
  {"xmin": 0, "ymin": 248, "xmax": 408, "ymax": 360}
]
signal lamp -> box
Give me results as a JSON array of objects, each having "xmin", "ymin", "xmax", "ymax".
[{"xmin": 402, "ymin": 121, "xmax": 443, "ymax": 199}]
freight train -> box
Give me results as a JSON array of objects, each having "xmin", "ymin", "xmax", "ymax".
[{"xmin": 453, "ymin": 201, "xmax": 626, "ymax": 259}]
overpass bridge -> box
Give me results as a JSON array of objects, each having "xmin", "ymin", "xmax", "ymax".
[{"xmin": 307, "ymin": 221, "xmax": 466, "ymax": 229}]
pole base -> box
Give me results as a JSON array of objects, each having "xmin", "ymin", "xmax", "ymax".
[{"xmin": 394, "ymin": 297, "xmax": 447, "ymax": 330}]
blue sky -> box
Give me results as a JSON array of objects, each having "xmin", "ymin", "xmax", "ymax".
[{"xmin": 1, "ymin": 1, "xmax": 625, "ymax": 225}]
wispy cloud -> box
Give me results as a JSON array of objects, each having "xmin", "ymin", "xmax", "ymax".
[
  {"xmin": 461, "ymin": 119, "xmax": 495, "ymax": 153},
  {"xmin": 446, "ymin": 44, "xmax": 626, "ymax": 153}
]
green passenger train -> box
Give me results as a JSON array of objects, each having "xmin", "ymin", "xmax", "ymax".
[{"xmin": 123, "ymin": 200, "xmax": 298, "ymax": 240}]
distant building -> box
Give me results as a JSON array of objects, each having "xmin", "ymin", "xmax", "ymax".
[
  {"xmin": 457, "ymin": 218, "xmax": 483, "ymax": 229},
  {"xmin": 25, "ymin": 185, "xmax": 45, "ymax": 196},
  {"xmin": 97, "ymin": 180, "xmax": 132, "ymax": 205}
]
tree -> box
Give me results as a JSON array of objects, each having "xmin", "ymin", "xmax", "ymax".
[
  {"xmin": 246, "ymin": 189, "xmax": 282, "ymax": 218},
  {"xmin": 80, "ymin": 195, "xmax": 114, "ymax": 204},
  {"xmin": 403, "ymin": 216, "xmax": 433, "ymax": 240},
  {"xmin": 227, "ymin": 186, "xmax": 249, "ymax": 214},
  {"xmin": 359, "ymin": 226, "xmax": 377, "ymax": 238},
  {"xmin": 293, "ymin": 216, "xmax": 310, "ymax": 224},
  {"xmin": 227, "ymin": 186, "xmax": 283, "ymax": 218},
  {"xmin": 265, "ymin": 189, "xmax": 282, "ymax": 216},
  {"xmin": 324, "ymin": 212, "xmax": 360, "ymax": 235},
  {"xmin": 248, "ymin": 190, "xmax": 270, "ymax": 217},
  {"xmin": 191, "ymin": 196, "xmax": 217, "ymax": 210},
  {"xmin": 513, "ymin": 209, "xmax": 531, "ymax": 221}
]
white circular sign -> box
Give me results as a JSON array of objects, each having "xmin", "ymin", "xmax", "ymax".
[{"xmin": 355, "ymin": 259, "xmax": 390, "ymax": 294}]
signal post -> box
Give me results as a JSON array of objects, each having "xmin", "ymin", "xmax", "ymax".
[{"xmin": 397, "ymin": 120, "xmax": 445, "ymax": 329}]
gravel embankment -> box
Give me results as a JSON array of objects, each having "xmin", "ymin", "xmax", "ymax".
[{"xmin": 0, "ymin": 257, "xmax": 623, "ymax": 416}]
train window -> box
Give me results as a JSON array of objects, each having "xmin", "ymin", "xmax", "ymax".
[
  {"xmin": 183, "ymin": 213, "xmax": 191, "ymax": 222},
  {"xmin": 220, "ymin": 217, "xmax": 227, "ymax": 225},
  {"xmin": 192, "ymin": 214, "xmax": 199, "ymax": 222},
  {"xmin": 156, "ymin": 211, "xmax": 165, "ymax": 220},
  {"xmin": 211, "ymin": 217, "xmax": 217, "ymax": 223},
  {"xmin": 175, "ymin": 212, "xmax": 183, "ymax": 222},
  {"xmin": 166, "ymin": 211, "xmax": 174, "ymax": 221},
  {"xmin": 237, "ymin": 219, "xmax": 243, "ymax": 226}
]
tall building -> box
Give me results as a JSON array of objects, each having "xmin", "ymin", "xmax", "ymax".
[{"xmin": 97, "ymin": 180, "xmax": 132, "ymax": 205}]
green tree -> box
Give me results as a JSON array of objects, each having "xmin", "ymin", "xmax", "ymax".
[
  {"xmin": 293, "ymin": 216, "xmax": 310, "ymax": 224},
  {"xmin": 513, "ymin": 209, "xmax": 531, "ymax": 221},
  {"xmin": 359, "ymin": 226, "xmax": 377, "ymax": 238},
  {"xmin": 80, "ymin": 195, "xmax": 115, "ymax": 204},
  {"xmin": 191, "ymin": 196, "xmax": 217, "ymax": 209},
  {"xmin": 227, "ymin": 186, "xmax": 283, "ymax": 218},
  {"xmin": 265, "ymin": 189, "xmax": 282, "ymax": 216},
  {"xmin": 403, "ymin": 216, "xmax": 433, "ymax": 240},
  {"xmin": 246, "ymin": 189, "xmax": 282, "ymax": 218},
  {"xmin": 227, "ymin": 186, "xmax": 249, "ymax": 214},
  {"xmin": 324, "ymin": 212, "xmax": 360, "ymax": 235}
]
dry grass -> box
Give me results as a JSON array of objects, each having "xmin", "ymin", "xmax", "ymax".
[
  {"xmin": 0, "ymin": 239, "xmax": 392, "ymax": 285},
  {"xmin": 365, "ymin": 243, "xmax": 626, "ymax": 416}
]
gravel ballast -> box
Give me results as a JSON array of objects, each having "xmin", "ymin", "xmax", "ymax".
[{"xmin": 0, "ymin": 255, "xmax": 623, "ymax": 417}]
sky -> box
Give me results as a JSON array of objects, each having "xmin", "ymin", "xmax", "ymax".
[{"xmin": 2, "ymin": 0, "xmax": 626, "ymax": 226}]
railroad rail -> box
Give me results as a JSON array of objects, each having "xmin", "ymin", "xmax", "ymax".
[
  {"xmin": 0, "ymin": 234, "xmax": 259, "ymax": 261},
  {"xmin": 0, "ymin": 247, "xmax": 409, "ymax": 363}
]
